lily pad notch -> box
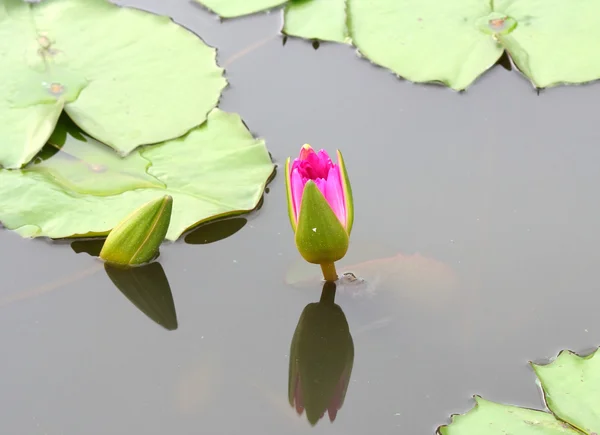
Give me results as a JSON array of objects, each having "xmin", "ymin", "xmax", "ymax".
[
  {"xmin": 195, "ymin": 0, "xmax": 600, "ymax": 90},
  {"xmin": 438, "ymin": 347, "xmax": 600, "ymax": 435},
  {"xmin": 1, "ymin": 0, "xmax": 226, "ymax": 168}
]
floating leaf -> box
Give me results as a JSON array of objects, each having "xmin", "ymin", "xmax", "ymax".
[
  {"xmin": 197, "ymin": 0, "xmax": 600, "ymax": 90},
  {"xmin": 348, "ymin": 0, "xmax": 504, "ymax": 90},
  {"xmin": 0, "ymin": 109, "xmax": 274, "ymax": 241},
  {"xmin": 100, "ymin": 195, "xmax": 173, "ymax": 266},
  {"xmin": 350, "ymin": 0, "xmax": 600, "ymax": 89},
  {"xmin": 283, "ymin": 0, "xmax": 348, "ymax": 43},
  {"xmin": 105, "ymin": 262, "xmax": 178, "ymax": 331},
  {"xmin": 438, "ymin": 396, "xmax": 582, "ymax": 435},
  {"xmin": 533, "ymin": 350, "xmax": 600, "ymax": 434},
  {"xmin": 0, "ymin": 0, "xmax": 226, "ymax": 168},
  {"xmin": 438, "ymin": 348, "xmax": 600, "ymax": 435}
]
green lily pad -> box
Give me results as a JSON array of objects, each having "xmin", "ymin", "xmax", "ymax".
[
  {"xmin": 197, "ymin": 0, "xmax": 600, "ymax": 90},
  {"xmin": 0, "ymin": 109, "xmax": 274, "ymax": 241},
  {"xmin": 438, "ymin": 396, "xmax": 582, "ymax": 435},
  {"xmin": 1, "ymin": 0, "xmax": 226, "ymax": 168},
  {"xmin": 283, "ymin": 0, "xmax": 348, "ymax": 43},
  {"xmin": 349, "ymin": 0, "xmax": 600, "ymax": 90},
  {"xmin": 533, "ymin": 350, "xmax": 600, "ymax": 434},
  {"xmin": 348, "ymin": 0, "xmax": 505, "ymax": 90},
  {"xmin": 438, "ymin": 348, "xmax": 600, "ymax": 435},
  {"xmin": 496, "ymin": 0, "xmax": 600, "ymax": 88}
]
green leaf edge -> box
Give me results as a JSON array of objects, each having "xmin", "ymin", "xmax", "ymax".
[
  {"xmin": 436, "ymin": 395, "xmax": 584, "ymax": 435},
  {"xmin": 437, "ymin": 348, "xmax": 600, "ymax": 435},
  {"xmin": 531, "ymin": 348, "xmax": 600, "ymax": 435}
]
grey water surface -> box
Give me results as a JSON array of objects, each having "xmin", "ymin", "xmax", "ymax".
[{"xmin": 2, "ymin": 1, "xmax": 600, "ymax": 434}]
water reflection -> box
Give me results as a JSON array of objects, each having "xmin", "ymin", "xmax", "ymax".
[
  {"xmin": 286, "ymin": 243, "xmax": 459, "ymax": 310},
  {"xmin": 184, "ymin": 217, "xmax": 247, "ymax": 245},
  {"xmin": 71, "ymin": 238, "xmax": 105, "ymax": 257},
  {"xmin": 496, "ymin": 51, "xmax": 513, "ymax": 72},
  {"xmin": 104, "ymin": 262, "xmax": 178, "ymax": 331},
  {"xmin": 288, "ymin": 281, "xmax": 354, "ymax": 426}
]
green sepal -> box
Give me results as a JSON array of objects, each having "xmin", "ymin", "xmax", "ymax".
[
  {"xmin": 99, "ymin": 195, "xmax": 173, "ymax": 266},
  {"xmin": 284, "ymin": 157, "xmax": 297, "ymax": 232},
  {"xmin": 336, "ymin": 150, "xmax": 354, "ymax": 235},
  {"xmin": 295, "ymin": 180, "xmax": 349, "ymax": 264}
]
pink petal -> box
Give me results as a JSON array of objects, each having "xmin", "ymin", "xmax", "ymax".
[
  {"xmin": 290, "ymin": 168, "xmax": 305, "ymax": 222},
  {"xmin": 299, "ymin": 145, "xmax": 315, "ymax": 161},
  {"xmin": 290, "ymin": 158, "xmax": 301, "ymax": 173},
  {"xmin": 327, "ymin": 375, "xmax": 347, "ymax": 422},
  {"xmin": 324, "ymin": 166, "xmax": 346, "ymax": 228},
  {"xmin": 306, "ymin": 151, "xmax": 330, "ymax": 179},
  {"xmin": 294, "ymin": 375, "xmax": 304, "ymax": 415},
  {"xmin": 327, "ymin": 406, "xmax": 338, "ymax": 422},
  {"xmin": 313, "ymin": 177, "xmax": 327, "ymax": 199},
  {"xmin": 316, "ymin": 149, "xmax": 332, "ymax": 166}
]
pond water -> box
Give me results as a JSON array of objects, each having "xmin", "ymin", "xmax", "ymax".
[{"xmin": 2, "ymin": 1, "xmax": 600, "ymax": 434}]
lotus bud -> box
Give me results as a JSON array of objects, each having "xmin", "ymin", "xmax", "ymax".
[
  {"xmin": 288, "ymin": 282, "xmax": 354, "ymax": 426},
  {"xmin": 285, "ymin": 144, "xmax": 354, "ymax": 280},
  {"xmin": 99, "ymin": 195, "xmax": 173, "ymax": 266}
]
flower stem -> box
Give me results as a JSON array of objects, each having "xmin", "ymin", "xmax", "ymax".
[{"xmin": 320, "ymin": 262, "xmax": 338, "ymax": 282}]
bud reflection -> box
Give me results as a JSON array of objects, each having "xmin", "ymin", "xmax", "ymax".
[
  {"xmin": 104, "ymin": 262, "xmax": 178, "ymax": 331},
  {"xmin": 288, "ymin": 281, "xmax": 354, "ymax": 425}
]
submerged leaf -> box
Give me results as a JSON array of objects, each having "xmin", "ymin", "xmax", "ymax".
[
  {"xmin": 0, "ymin": 0, "xmax": 226, "ymax": 168},
  {"xmin": 100, "ymin": 195, "xmax": 173, "ymax": 266},
  {"xmin": 0, "ymin": 109, "xmax": 274, "ymax": 241}
]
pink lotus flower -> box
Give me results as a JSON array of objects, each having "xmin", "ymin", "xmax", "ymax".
[
  {"xmin": 285, "ymin": 145, "xmax": 354, "ymax": 269},
  {"xmin": 288, "ymin": 145, "xmax": 349, "ymax": 228}
]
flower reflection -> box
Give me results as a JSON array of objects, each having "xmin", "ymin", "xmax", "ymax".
[{"xmin": 288, "ymin": 281, "xmax": 354, "ymax": 425}]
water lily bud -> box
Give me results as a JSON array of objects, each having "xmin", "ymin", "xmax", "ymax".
[
  {"xmin": 285, "ymin": 144, "xmax": 354, "ymax": 265},
  {"xmin": 288, "ymin": 282, "xmax": 354, "ymax": 426},
  {"xmin": 100, "ymin": 195, "xmax": 173, "ymax": 266}
]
